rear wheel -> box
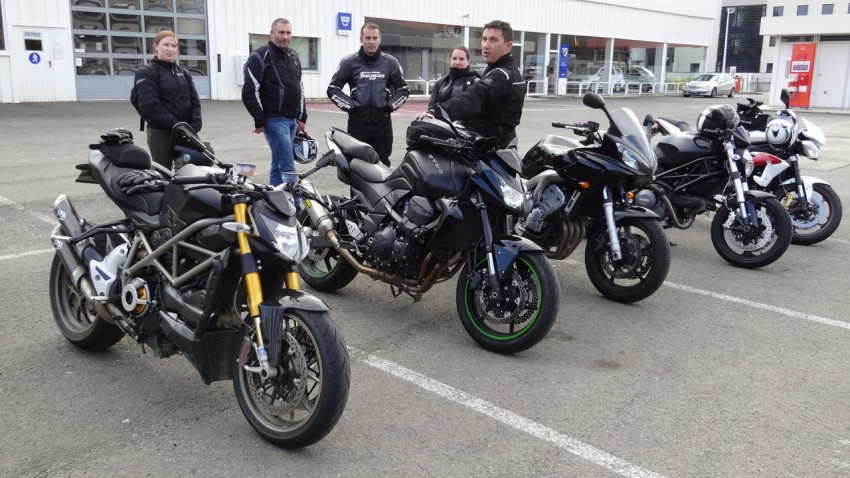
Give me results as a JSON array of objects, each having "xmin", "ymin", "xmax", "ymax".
[
  {"xmin": 584, "ymin": 217, "xmax": 671, "ymax": 303},
  {"xmin": 710, "ymin": 198, "xmax": 792, "ymax": 268},
  {"xmin": 297, "ymin": 197, "xmax": 358, "ymax": 292},
  {"xmin": 49, "ymin": 254, "xmax": 123, "ymax": 351},
  {"xmin": 456, "ymin": 251, "xmax": 559, "ymax": 354},
  {"xmin": 233, "ymin": 309, "xmax": 350, "ymax": 448},
  {"xmin": 728, "ymin": 88, "xmax": 736, "ymax": 98},
  {"xmin": 710, "ymin": 87, "xmax": 717, "ymax": 98},
  {"xmin": 780, "ymin": 183, "xmax": 843, "ymax": 245}
]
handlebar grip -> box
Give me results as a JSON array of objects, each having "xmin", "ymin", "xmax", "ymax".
[
  {"xmin": 552, "ymin": 122, "xmax": 567, "ymax": 128},
  {"xmin": 171, "ymin": 175, "xmax": 212, "ymax": 185}
]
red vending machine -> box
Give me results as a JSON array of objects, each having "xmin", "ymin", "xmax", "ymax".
[{"xmin": 788, "ymin": 43, "xmax": 816, "ymax": 108}]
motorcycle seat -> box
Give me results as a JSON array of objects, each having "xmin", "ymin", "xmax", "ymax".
[
  {"xmin": 89, "ymin": 143, "xmax": 164, "ymax": 217},
  {"xmin": 350, "ymin": 158, "xmax": 392, "ymax": 183},
  {"xmin": 331, "ymin": 130, "xmax": 381, "ymax": 164}
]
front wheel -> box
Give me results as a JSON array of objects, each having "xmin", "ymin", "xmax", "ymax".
[
  {"xmin": 584, "ymin": 217, "xmax": 671, "ymax": 303},
  {"xmin": 456, "ymin": 251, "xmax": 559, "ymax": 354},
  {"xmin": 710, "ymin": 88, "xmax": 717, "ymax": 98},
  {"xmin": 710, "ymin": 198, "xmax": 792, "ymax": 268},
  {"xmin": 49, "ymin": 254, "xmax": 124, "ymax": 351},
  {"xmin": 233, "ymin": 309, "xmax": 350, "ymax": 448},
  {"xmin": 779, "ymin": 183, "xmax": 843, "ymax": 245},
  {"xmin": 728, "ymin": 88, "xmax": 736, "ymax": 98}
]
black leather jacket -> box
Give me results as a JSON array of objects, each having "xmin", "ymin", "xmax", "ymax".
[
  {"xmin": 427, "ymin": 67, "xmax": 480, "ymax": 110},
  {"xmin": 327, "ymin": 47, "xmax": 409, "ymax": 122},
  {"xmin": 438, "ymin": 53, "xmax": 525, "ymax": 148},
  {"xmin": 134, "ymin": 59, "xmax": 202, "ymax": 132},
  {"xmin": 242, "ymin": 42, "xmax": 307, "ymax": 129}
]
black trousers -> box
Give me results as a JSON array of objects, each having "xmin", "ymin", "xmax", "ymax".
[
  {"xmin": 145, "ymin": 126, "xmax": 173, "ymax": 170},
  {"xmin": 347, "ymin": 116, "xmax": 393, "ymax": 166}
]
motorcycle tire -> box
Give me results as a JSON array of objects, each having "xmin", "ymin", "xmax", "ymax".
[
  {"xmin": 710, "ymin": 197, "xmax": 792, "ymax": 269},
  {"xmin": 780, "ymin": 183, "xmax": 843, "ymax": 246},
  {"xmin": 584, "ymin": 217, "xmax": 671, "ymax": 303},
  {"xmin": 233, "ymin": 308, "xmax": 350, "ymax": 448},
  {"xmin": 49, "ymin": 254, "xmax": 124, "ymax": 351},
  {"xmin": 297, "ymin": 196, "xmax": 358, "ymax": 292},
  {"xmin": 456, "ymin": 251, "xmax": 559, "ymax": 354}
]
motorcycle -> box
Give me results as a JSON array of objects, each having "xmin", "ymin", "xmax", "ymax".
[
  {"xmin": 49, "ymin": 124, "xmax": 349, "ymax": 448},
  {"xmin": 515, "ymin": 92, "xmax": 670, "ymax": 303},
  {"xmin": 742, "ymin": 89, "xmax": 842, "ymax": 245},
  {"xmin": 637, "ymin": 105, "xmax": 793, "ymax": 269},
  {"xmin": 293, "ymin": 113, "xmax": 560, "ymax": 354}
]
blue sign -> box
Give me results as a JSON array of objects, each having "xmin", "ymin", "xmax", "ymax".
[
  {"xmin": 558, "ymin": 45, "xmax": 569, "ymax": 79},
  {"xmin": 29, "ymin": 52, "xmax": 41, "ymax": 65},
  {"xmin": 337, "ymin": 12, "xmax": 352, "ymax": 35}
]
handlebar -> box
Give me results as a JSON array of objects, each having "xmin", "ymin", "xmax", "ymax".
[
  {"xmin": 170, "ymin": 173, "xmax": 229, "ymax": 185},
  {"xmin": 551, "ymin": 121, "xmax": 598, "ymax": 137}
]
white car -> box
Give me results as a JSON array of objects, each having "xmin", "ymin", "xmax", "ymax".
[{"xmin": 683, "ymin": 74, "xmax": 736, "ymax": 98}]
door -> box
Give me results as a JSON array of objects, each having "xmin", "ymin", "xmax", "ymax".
[
  {"xmin": 11, "ymin": 27, "xmax": 59, "ymax": 102},
  {"xmin": 810, "ymin": 42, "xmax": 850, "ymax": 109}
]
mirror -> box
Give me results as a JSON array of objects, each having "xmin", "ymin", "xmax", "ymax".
[
  {"xmin": 780, "ymin": 89, "xmax": 790, "ymax": 109},
  {"xmin": 582, "ymin": 92, "xmax": 605, "ymax": 109}
]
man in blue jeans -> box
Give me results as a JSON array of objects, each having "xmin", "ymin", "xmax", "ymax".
[{"xmin": 242, "ymin": 18, "xmax": 307, "ymax": 186}]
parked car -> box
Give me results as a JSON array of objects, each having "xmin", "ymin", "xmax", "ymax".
[
  {"xmin": 624, "ymin": 65, "xmax": 655, "ymax": 92},
  {"xmin": 583, "ymin": 65, "xmax": 655, "ymax": 93},
  {"xmin": 682, "ymin": 73, "xmax": 736, "ymax": 98}
]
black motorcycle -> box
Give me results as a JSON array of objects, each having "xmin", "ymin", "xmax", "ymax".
[
  {"xmin": 516, "ymin": 92, "xmax": 670, "ymax": 303},
  {"xmin": 742, "ymin": 90, "xmax": 842, "ymax": 245},
  {"xmin": 49, "ymin": 124, "xmax": 349, "ymax": 447},
  {"xmin": 637, "ymin": 105, "xmax": 793, "ymax": 268},
  {"xmin": 293, "ymin": 114, "xmax": 560, "ymax": 354}
]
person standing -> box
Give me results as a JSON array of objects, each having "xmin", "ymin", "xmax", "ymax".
[
  {"xmin": 416, "ymin": 45, "xmax": 479, "ymax": 120},
  {"xmin": 327, "ymin": 22, "xmax": 409, "ymax": 166},
  {"xmin": 242, "ymin": 18, "xmax": 307, "ymax": 187},
  {"xmin": 133, "ymin": 30, "xmax": 202, "ymax": 170},
  {"xmin": 428, "ymin": 20, "xmax": 525, "ymax": 149}
]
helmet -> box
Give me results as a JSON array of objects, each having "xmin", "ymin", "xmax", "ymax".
[
  {"xmin": 293, "ymin": 131, "xmax": 318, "ymax": 163},
  {"xmin": 765, "ymin": 114, "xmax": 797, "ymax": 151},
  {"xmin": 696, "ymin": 104, "xmax": 739, "ymax": 136}
]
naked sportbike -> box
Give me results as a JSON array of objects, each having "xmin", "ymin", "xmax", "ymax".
[
  {"xmin": 49, "ymin": 124, "xmax": 349, "ymax": 447},
  {"xmin": 294, "ymin": 115, "xmax": 560, "ymax": 354}
]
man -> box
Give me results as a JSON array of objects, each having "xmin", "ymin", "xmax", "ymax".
[
  {"xmin": 428, "ymin": 20, "xmax": 525, "ymax": 149},
  {"xmin": 327, "ymin": 22, "xmax": 409, "ymax": 166},
  {"xmin": 242, "ymin": 18, "xmax": 307, "ymax": 186}
]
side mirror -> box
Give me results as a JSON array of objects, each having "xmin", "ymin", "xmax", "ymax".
[
  {"xmin": 582, "ymin": 92, "xmax": 606, "ymax": 109},
  {"xmin": 780, "ymin": 89, "xmax": 791, "ymax": 109},
  {"xmin": 171, "ymin": 122, "xmax": 207, "ymax": 153},
  {"xmin": 643, "ymin": 114, "xmax": 656, "ymax": 127}
]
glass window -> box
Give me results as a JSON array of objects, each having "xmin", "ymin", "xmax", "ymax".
[
  {"xmin": 111, "ymin": 35, "xmax": 143, "ymax": 54},
  {"xmin": 0, "ymin": 3, "xmax": 5, "ymax": 50},
  {"xmin": 144, "ymin": 0, "xmax": 172, "ymax": 12},
  {"xmin": 109, "ymin": 12, "xmax": 141, "ymax": 32},
  {"xmin": 113, "ymin": 57, "xmax": 143, "ymax": 75},
  {"xmin": 176, "ymin": 17, "xmax": 205, "ymax": 35},
  {"xmin": 822, "ymin": 3, "xmax": 834, "ymax": 13},
  {"xmin": 73, "ymin": 9, "xmax": 108, "ymax": 31},
  {"xmin": 145, "ymin": 15, "xmax": 174, "ymax": 33},
  {"xmin": 248, "ymin": 34, "xmax": 320, "ymax": 71},
  {"xmin": 77, "ymin": 57, "xmax": 110, "ymax": 75},
  {"xmin": 766, "ymin": 63, "xmax": 773, "ymax": 73},
  {"xmin": 179, "ymin": 38, "xmax": 206, "ymax": 56},
  {"xmin": 769, "ymin": 36, "xmax": 776, "ymax": 47},
  {"xmin": 108, "ymin": 0, "xmax": 140, "ymax": 8},
  {"xmin": 797, "ymin": 5, "xmax": 809, "ymax": 15},
  {"xmin": 176, "ymin": 0, "xmax": 204, "ymax": 14},
  {"xmin": 773, "ymin": 6, "xmax": 784, "ymax": 15},
  {"xmin": 75, "ymin": 34, "xmax": 108, "ymax": 53},
  {"xmin": 181, "ymin": 59, "xmax": 207, "ymax": 75}
]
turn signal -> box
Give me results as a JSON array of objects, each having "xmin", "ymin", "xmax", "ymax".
[{"xmin": 578, "ymin": 181, "xmax": 590, "ymax": 189}]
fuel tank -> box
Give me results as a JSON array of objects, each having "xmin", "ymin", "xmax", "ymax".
[
  {"xmin": 654, "ymin": 132, "xmax": 721, "ymax": 170},
  {"xmin": 399, "ymin": 149, "xmax": 470, "ymax": 198},
  {"xmin": 162, "ymin": 164, "xmax": 227, "ymax": 232},
  {"xmin": 521, "ymin": 135, "xmax": 582, "ymax": 177}
]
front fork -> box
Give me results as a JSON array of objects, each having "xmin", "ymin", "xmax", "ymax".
[
  {"xmin": 232, "ymin": 197, "xmax": 300, "ymax": 379},
  {"xmin": 788, "ymin": 154, "xmax": 808, "ymax": 205},
  {"xmin": 602, "ymin": 186, "xmax": 623, "ymax": 261},
  {"xmin": 726, "ymin": 143, "xmax": 757, "ymax": 225},
  {"xmin": 477, "ymin": 196, "xmax": 503, "ymax": 299}
]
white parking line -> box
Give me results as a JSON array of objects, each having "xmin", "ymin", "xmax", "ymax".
[
  {"xmin": 0, "ymin": 249, "xmax": 54, "ymax": 261},
  {"xmin": 357, "ymin": 349, "xmax": 667, "ymax": 478},
  {"xmin": 664, "ymin": 281, "xmax": 850, "ymax": 330},
  {"xmin": 0, "ymin": 195, "xmax": 57, "ymax": 225}
]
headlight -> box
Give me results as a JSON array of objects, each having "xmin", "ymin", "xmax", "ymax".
[
  {"xmin": 800, "ymin": 140, "xmax": 822, "ymax": 160},
  {"xmin": 256, "ymin": 213, "xmax": 311, "ymax": 263},
  {"xmin": 616, "ymin": 143, "xmax": 640, "ymax": 170},
  {"xmin": 742, "ymin": 150, "xmax": 755, "ymax": 177},
  {"xmin": 497, "ymin": 175, "xmax": 525, "ymax": 211}
]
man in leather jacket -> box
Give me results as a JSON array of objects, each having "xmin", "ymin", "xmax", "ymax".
[
  {"xmin": 430, "ymin": 20, "xmax": 525, "ymax": 149},
  {"xmin": 242, "ymin": 18, "xmax": 307, "ymax": 187},
  {"xmin": 327, "ymin": 22, "xmax": 409, "ymax": 166}
]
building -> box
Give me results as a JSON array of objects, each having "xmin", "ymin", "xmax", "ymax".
[
  {"xmin": 0, "ymin": 0, "xmax": 721, "ymax": 103},
  {"xmin": 761, "ymin": 0, "xmax": 850, "ymax": 108}
]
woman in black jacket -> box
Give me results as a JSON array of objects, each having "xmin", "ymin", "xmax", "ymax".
[
  {"xmin": 416, "ymin": 45, "xmax": 480, "ymax": 120},
  {"xmin": 133, "ymin": 30, "xmax": 202, "ymax": 169}
]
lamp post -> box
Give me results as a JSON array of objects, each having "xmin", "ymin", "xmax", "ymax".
[{"xmin": 721, "ymin": 7, "xmax": 736, "ymax": 74}]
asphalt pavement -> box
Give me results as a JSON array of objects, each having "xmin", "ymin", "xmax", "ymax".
[{"xmin": 1, "ymin": 94, "xmax": 850, "ymax": 477}]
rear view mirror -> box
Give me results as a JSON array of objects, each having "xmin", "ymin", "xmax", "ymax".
[{"xmin": 582, "ymin": 92, "xmax": 606, "ymax": 109}]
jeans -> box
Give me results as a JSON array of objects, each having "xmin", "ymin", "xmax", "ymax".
[{"xmin": 263, "ymin": 116, "xmax": 298, "ymax": 186}]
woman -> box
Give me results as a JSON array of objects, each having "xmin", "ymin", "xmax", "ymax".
[
  {"xmin": 133, "ymin": 30, "xmax": 202, "ymax": 170},
  {"xmin": 415, "ymin": 45, "xmax": 479, "ymax": 120}
]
